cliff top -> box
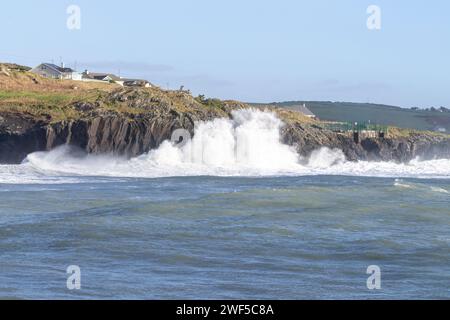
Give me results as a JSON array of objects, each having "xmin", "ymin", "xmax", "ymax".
[{"xmin": 0, "ymin": 63, "xmax": 315, "ymax": 125}]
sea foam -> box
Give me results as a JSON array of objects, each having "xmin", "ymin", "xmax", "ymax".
[{"xmin": 1, "ymin": 109, "xmax": 450, "ymax": 183}]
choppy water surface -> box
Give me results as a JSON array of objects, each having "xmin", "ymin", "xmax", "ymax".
[
  {"xmin": 1, "ymin": 110, "xmax": 449, "ymax": 299},
  {"xmin": 1, "ymin": 175, "xmax": 449, "ymax": 299}
]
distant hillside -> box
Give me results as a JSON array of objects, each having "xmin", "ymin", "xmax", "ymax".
[{"xmin": 254, "ymin": 101, "xmax": 450, "ymax": 132}]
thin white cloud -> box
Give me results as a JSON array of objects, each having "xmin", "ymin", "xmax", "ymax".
[{"xmin": 79, "ymin": 60, "xmax": 174, "ymax": 73}]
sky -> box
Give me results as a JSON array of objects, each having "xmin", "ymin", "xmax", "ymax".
[{"xmin": 0, "ymin": 0, "xmax": 449, "ymax": 108}]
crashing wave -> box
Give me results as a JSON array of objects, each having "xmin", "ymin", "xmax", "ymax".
[{"xmin": 1, "ymin": 109, "xmax": 450, "ymax": 183}]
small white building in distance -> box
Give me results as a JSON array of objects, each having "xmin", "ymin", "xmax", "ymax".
[
  {"xmin": 81, "ymin": 71, "xmax": 125, "ymax": 86},
  {"xmin": 81, "ymin": 71, "xmax": 152, "ymax": 87},
  {"xmin": 30, "ymin": 63, "xmax": 153, "ymax": 87},
  {"xmin": 30, "ymin": 63, "xmax": 81, "ymax": 80},
  {"xmin": 297, "ymin": 103, "xmax": 317, "ymax": 119}
]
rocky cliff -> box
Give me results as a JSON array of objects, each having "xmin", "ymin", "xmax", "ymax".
[
  {"xmin": 1, "ymin": 68, "xmax": 450, "ymax": 164},
  {"xmin": 280, "ymin": 121, "xmax": 450, "ymax": 162}
]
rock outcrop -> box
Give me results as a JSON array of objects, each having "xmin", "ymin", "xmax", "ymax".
[
  {"xmin": 0, "ymin": 112, "xmax": 48, "ymax": 163},
  {"xmin": 281, "ymin": 122, "xmax": 450, "ymax": 162}
]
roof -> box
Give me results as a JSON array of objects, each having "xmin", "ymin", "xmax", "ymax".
[
  {"xmin": 296, "ymin": 104, "xmax": 316, "ymax": 117},
  {"xmin": 83, "ymin": 72, "xmax": 122, "ymax": 81},
  {"xmin": 41, "ymin": 63, "xmax": 74, "ymax": 74},
  {"xmin": 105, "ymin": 74, "xmax": 122, "ymax": 81}
]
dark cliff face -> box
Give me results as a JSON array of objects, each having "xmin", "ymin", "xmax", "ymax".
[
  {"xmin": 0, "ymin": 103, "xmax": 223, "ymax": 164},
  {"xmin": 0, "ymin": 113, "xmax": 48, "ymax": 163},
  {"xmin": 281, "ymin": 122, "xmax": 450, "ymax": 162},
  {"xmin": 46, "ymin": 116, "xmax": 174, "ymax": 157},
  {"xmin": 2, "ymin": 109, "xmax": 450, "ymax": 165},
  {"xmin": 0, "ymin": 114, "xmax": 193, "ymax": 164}
]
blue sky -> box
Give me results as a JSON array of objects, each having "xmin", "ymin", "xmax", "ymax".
[{"xmin": 1, "ymin": 0, "xmax": 449, "ymax": 108}]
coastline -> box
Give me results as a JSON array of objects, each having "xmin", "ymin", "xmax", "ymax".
[{"xmin": 1, "ymin": 64, "xmax": 450, "ymax": 165}]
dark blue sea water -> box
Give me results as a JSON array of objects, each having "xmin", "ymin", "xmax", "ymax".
[{"xmin": 1, "ymin": 175, "xmax": 449, "ymax": 299}]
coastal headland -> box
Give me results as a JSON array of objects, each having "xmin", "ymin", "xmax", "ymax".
[{"xmin": 1, "ymin": 63, "xmax": 450, "ymax": 164}]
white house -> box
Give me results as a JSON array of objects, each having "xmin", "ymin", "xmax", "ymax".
[
  {"xmin": 30, "ymin": 63, "xmax": 79, "ymax": 80},
  {"xmin": 297, "ymin": 103, "xmax": 317, "ymax": 119},
  {"xmin": 71, "ymin": 72, "xmax": 83, "ymax": 81},
  {"xmin": 81, "ymin": 71, "xmax": 125, "ymax": 86},
  {"xmin": 30, "ymin": 63, "xmax": 153, "ymax": 87}
]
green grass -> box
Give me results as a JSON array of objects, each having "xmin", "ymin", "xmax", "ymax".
[
  {"xmin": 0, "ymin": 91, "xmax": 75, "ymax": 105},
  {"xmin": 195, "ymin": 95, "xmax": 225, "ymax": 109},
  {"xmin": 0, "ymin": 89, "xmax": 107, "ymax": 122}
]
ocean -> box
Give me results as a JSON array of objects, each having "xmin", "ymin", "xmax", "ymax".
[{"xmin": 0, "ymin": 109, "xmax": 449, "ymax": 299}]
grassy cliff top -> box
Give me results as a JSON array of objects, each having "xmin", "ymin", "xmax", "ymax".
[
  {"xmin": 0, "ymin": 63, "xmax": 314, "ymax": 124},
  {"xmin": 0, "ymin": 64, "xmax": 202, "ymax": 120},
  {"xmin": 0, "ymin": 63, "xmax": 117, "ymax": 120}
]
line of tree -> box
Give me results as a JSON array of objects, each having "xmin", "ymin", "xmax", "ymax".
[{"xmin": 410, "ymin": 106, "xmax": 450, "ymax": 112}]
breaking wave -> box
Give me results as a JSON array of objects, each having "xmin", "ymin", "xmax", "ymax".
[{"xmin": 1, "ymin": 109, "xmax": 450, "ymax": 183}]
